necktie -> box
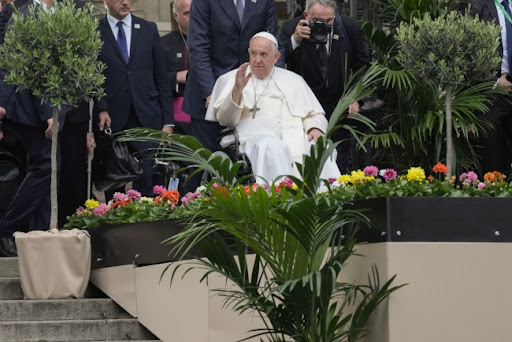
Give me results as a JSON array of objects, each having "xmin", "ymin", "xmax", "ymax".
[
  {"xmin": 235, "ymin": 0, "xmax": 244, "ymax": 24},
  {"xmin": 502, "ymin": 0, "xmax": 512, "ymax": 70},
  {"xmin": 116, "ymin": 21, "xmax": 129, "ymax": 64},
  {"xmin": 317, "ymin": 44, "xmax": 328, "ymax": 82}
]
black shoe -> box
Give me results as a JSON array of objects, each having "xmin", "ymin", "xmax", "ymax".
[{"xmin": 0, "ymin": 236, "xmax": 17, "ymax": 257}]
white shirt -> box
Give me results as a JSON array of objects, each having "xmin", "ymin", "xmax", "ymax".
[
  {"xmin": 496, "ymin": 0, "xmax": 512, "ymax": 73},
  {"xmin": 33, "ymin": 0, "xmax": 55, "ymax": 12},
  {"xmin": 233, "ymin": 0, "xmax": 245, "ymax": 10},
  {"xmin": 106, "ymin": 13, "xmax": 132, "ymax": 58}
]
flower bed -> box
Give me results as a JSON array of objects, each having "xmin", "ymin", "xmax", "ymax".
[{"xmin": 65, "ymin": 163, "xmax": 512, "ymax": 230}]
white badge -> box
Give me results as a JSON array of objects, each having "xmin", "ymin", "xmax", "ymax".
[
  {"xmin": 333, "ymin": 34, "xmax": 339, "ymax": 40},
  {"xmin": 134, "ymin": 24, "xmax": 140, "ymax": 29},
  {"xmin": 177, "ymin": 52, "xmax": 183, "ymax": 58}
]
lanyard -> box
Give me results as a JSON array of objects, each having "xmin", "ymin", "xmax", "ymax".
[{"xmin": 496, "ymin": 0, "xmax": 512, "ymax": 26}]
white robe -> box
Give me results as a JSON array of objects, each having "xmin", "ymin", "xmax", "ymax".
[{"xmin": 205, "ymin": 66, "xmax": 340, "ymax": 184}]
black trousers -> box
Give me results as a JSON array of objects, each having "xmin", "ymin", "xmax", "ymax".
[
  {"xmin": 0, "ymin": 122, "xmax": 51, "ymax": 237},
  {"xmin": 481, "ymin": 97, "xmax": 512, "ymax": 174},
  {"xmin": 58, "ymin": 118, "xmax": 88, "ymax": 227}
]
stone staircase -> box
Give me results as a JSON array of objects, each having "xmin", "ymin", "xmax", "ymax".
[{"xmin": 0, "ymin": 258, "xmax": 161, "ymax": 342}]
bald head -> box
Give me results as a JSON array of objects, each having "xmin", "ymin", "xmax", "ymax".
[{"xmin": 173, "ymin": 0, "xmax": 191, "ymax": 34}]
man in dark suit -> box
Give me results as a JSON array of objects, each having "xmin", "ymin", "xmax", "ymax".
[
  {"xmin": 0, "ymin": 0, "xmax": 90, "ymax": 227},
  {"xmin": 0, "ymin": 0, "xmax": 91, "ymax": 256},
  {"xmin": 0, "ymin": 73, "xmax": 53, "ymax": 257},
  {"xmin": 96, "ymin": 0, "xmax": 173, "ymax": 197},
  {"xmin": 161, "ymin": 0, "xmax": 191, "ymax": 135},
  {"xmin": 182, "ymin": 0, "xmax": 281, "ymax": 152},
  {"xmin": 279, "ymin": 0, "xmax": 369, "ymax": 172},
  {"xmin": 464, "ymin": 0, "xmax": 512, "ymax": 174}
]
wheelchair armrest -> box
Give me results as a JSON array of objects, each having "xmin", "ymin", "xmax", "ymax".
[{"xmin": 217, "ymin": 127, "xmax": 242, "ymax": 159}]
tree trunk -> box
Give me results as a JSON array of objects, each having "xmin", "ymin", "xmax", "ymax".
[
  {"xmin": 50, "ymin": 105, "xmax": 59, "ymax": 230},
  {"xmin": 445, "ymin": 86, "xmax": 453, "ymax": 178}
]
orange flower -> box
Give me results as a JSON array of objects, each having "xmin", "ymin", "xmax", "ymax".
[
  {"xmin": 449, "ymin": 175, "xmax": 456, "ymax": 184},
  {"xmin": 427, "ymin": 175, "xmax": 433, "ymax": 183},
  {"xmin": 162, "ymin": 189, "xmax": 180, "ymax": 205},
  {"xmin": 484, "ymin": 171, "xmax": 504, "ymax": 182},
  {"xmin": 154, "ymin": 196, "xmax": 160, "ymax": 205},
  {"xmin": 432, "ymin": 162, "xmax": 448, "ymax": 174},
  {"xmin": 212, "ymin": 183, "xmax": 230, "ymax": 197}
]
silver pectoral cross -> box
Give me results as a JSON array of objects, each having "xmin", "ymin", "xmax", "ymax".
[{"xmin": 249, "ymin": 105, "xmax": 260, "ymax": 119}]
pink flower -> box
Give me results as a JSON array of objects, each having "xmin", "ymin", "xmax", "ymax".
[
  {"xmin": 477, "ymin": 182, "xmax": 486, "ymax": 190},
  {"xmin": 382, "ymin": 168, "xmax": 398, "ymax": 181},
  {"xmin": 459, "ymin": 173, "xmax": 468, "ymax": 182},
  {"xmin": 127, "ymin": 189, "xmax": 141, "ymax": 200},
  {"xmin": 93, "ymin": 203, "xmax": 109, "ymax": 216},
  {"xmin": 282, "ymin": 177, "xmax": 293, "ymax": 188},
  {"xmin": 364, "ymin": 165, "xmax": 379, "ymax": 177},
  {"xmin": 75, "ymin": 206, "xmax": 85, "ymax": 215},
  {"xmin": 328, "ymin": 177, "xmax": 336, "ymax": 184},
  {"xmin": 466, "ymin": 171, "xmax": 478, "ymax": 183},
  {"xmin": 113, "ymin": 192, "xmax": 128, "ymax": 202},
  {"xmin": 153, "ymin": 185, "xmax": 166, "ymax": 196}
]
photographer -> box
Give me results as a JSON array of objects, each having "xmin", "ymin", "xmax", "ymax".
[{"xmin": 279, "ymin": 0, "xmax": 369, "ymax": 172}]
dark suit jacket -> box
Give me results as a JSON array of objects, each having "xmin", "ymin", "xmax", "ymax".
[
  {"xmin": 182, "ymin": 0, "xmax": 280, "ymax": 120},
  {"xmin": 0, "ymin": 0, "xmax": 55, "ymax": 129},
  {"xmin": 0, "ymin": 0, "xmax": 29, "ymax": 44},
  {"xmin": 95, "ymin": 14, "xmax": 173, "ymax": 132},
  {"xmin": 161, "ymin": 30, "xmax": 187, "ymax": 98},
  {"xmin": 279, "ymin": 15, "xmax": 369, "ymax": 117},
  {"xmin": 464, "ymin": 0, "xmax": 503, "ymax": 72}
]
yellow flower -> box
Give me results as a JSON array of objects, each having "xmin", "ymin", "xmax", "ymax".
[
  {"xmin": 350, "ymin": 170, "xmax": 365, "ymax": 184},
  {"xmin": 292, "ymin": 183, "xmax": 298, "ymax": 190},
  {"xmin": 85, "ymin": 199, "xmax": 100, "ymax": 209},
  {"xmin": 140, "ymin": 197, "xmax": 153, "ymax": 203},
  {"xmin": 338, "ymin": 174, "xmax": 351, "ymax": 185},
  {"xmin": 407, "ymin": 167, "xmax": 426, "ymax": 182}
]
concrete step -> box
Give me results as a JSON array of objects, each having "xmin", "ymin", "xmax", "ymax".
[
  {"xmin": 0, "ymin": 278, "xmax": 22, "ymax": 300},
  {"xmin": 0, "ymin": 319, "xmax": 159, "ymax": 341},
  {"xmin": 0, "ymin": 298, "xmax": 126, "ymax": 322},
  {"xmin": 0, "ymin": 278, "xmax": 106, "ymax": 300},
  {"xmin": 0, "ymin": 257, "xmax": 18, "ymax": 278}
]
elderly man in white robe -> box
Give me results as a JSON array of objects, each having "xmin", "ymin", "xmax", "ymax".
[{"xmin": 205, "ymin": 32, "xmax": 340, "ymax": 184}]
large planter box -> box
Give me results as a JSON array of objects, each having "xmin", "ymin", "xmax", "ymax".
[
  {"xmin": 88, "ymin": 197, "xmax": 512, "ymax": 342},
  {"xmin": 88, "ymin": 219, "xmax": 193, "ymax": 269},
  {"xmin": 354, "ymin": 197, "xmax": 512, "ymax": 242}
]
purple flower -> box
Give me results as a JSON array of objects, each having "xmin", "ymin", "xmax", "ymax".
[
  {"xmin": 153, "ymin": 185, "xmax": 165, "ymax": 196},
  {"xmin": 93, "ymin": 203, "xmax": 109, "ymax": 216},
  {"xmin": 382, "ymin": 168, "xmax": 398, "ymax": 181},
  {"xmin": 113, "ymin": 192, "xmax": 128, "ymax": 202},
  {"xmin": 328, "ymin": 177, "xmax": 336, "ymax": 184},
  {"xmin": 127, "ymin": 189, "xmax": 141, "ymax": 200},
  {"xmin": 364, "ymin": 165, "xmax": 379, "ymax": 177},
  {"xmin": 75, "ymin": 206, "xmax": 85, "ymax": 215}
]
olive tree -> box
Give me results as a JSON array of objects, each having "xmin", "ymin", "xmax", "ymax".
[
  {"xmin": 0, "ymin": 0, "xmax": 106, "ymax": 230},
  {"xmin": 396, "ymin": 10, "xmax": 502, "ymax": 177}
]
